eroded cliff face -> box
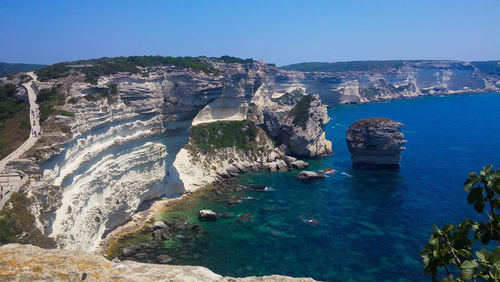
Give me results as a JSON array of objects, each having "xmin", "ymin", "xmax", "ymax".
[
  {"xmin": 0, "ymin": 244, "xmax": 315, "ymax": 281},
  {"xmin": 2, "ymin": 59, "xmax": 331, "ymax": 252},
  {"xmin": 277, "ymin": 94, "xmax": 332, "ymax": 157}
]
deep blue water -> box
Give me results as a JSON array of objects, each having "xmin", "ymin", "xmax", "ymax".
[{"xmin": 122, "ymin": 93, "xmax": 500, "ymax": 281}]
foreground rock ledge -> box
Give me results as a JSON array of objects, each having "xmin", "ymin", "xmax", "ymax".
[
  {"xmin": 346, "ymin": 118, "xmax": 406, "ymax": 168},
  {"xmin": 0, "ymin": 244, "xmax": 316, "ymax": 281}
]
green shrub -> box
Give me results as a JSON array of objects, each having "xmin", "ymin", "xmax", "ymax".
[
  {"xmin": 421, "ymin": 165, "xmax": 500, "ymax": 281},
  {"xmin": 287, "ymin": 94, "xmax": 315, "ymax": 129},
  {"xmin": 35, "ymin": 63, "xmax": 71, "ymax": 81},
  {"xmin": 189, "ymin": 120, "xmax": 259, "ymax": 150},
  {"xmin": 0, "ymin": 84, "xmax": 29, "ymax": 130},
  {"xmin": 0, "ymin": 193, "xmax": 56, "ymax": 248},
  {"xmin": 214, "ymin": 55, "xmax": 253, "ymax": 64},
  {"xmin": 281, "ymin": 61, "xmax": 413, "ymax": 72},
  {"xmin": 36, "ymin": 56, "xmax": 222, "ymax": 84},
  {"xmin": 58, "ymin": 110, "xmax": 75, "ymax": 118},
  {"xmin": 37, "ymin": 87, "xmax": 65, "ymax": 122}
]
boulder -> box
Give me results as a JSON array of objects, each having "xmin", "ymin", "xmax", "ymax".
[
  {"xmin": 122, "ymin": 248, "xmax": 137, "ymax": 257},
  {"xmin": 267, "ymin": 151, "xmax": 280, "ymax": 162},
  {"xmin": 226, "ymin": 164, "xmax": 241, "ymax": 174},
  {"xmin": 134, "ymin": 252, "xmax": 148, "ymax": 260},
  {"xmin": 290, "ymin": 160, "xmax": 309, "ymax": 170},
  {"xmin": 153, "ymin": 221, "xmax": 167, "ymax": 230},
  {"xmin": 346, "ymin": 118, "xmax": 406, "ymax": 168},
  {"xmin": 266, "ymin": 161, "xmax": 279, "ymax": 172},
  {"xmin": 152, "ymin": 229, "xmax": 169, "ymax": 241},
  {"xmin": 276, "ymin": 160, "xmax": 289, "ymax": 172},
  {"xmin": 199, "ymin": 209, "xmax": 218, "ymax": 221},
  {"xmin": 191, "ymin": 225, "xmax": 204, "ymax": 234},
  {"xmin": 296, "ymin": 171, "xmax": 326, "ymax": 182},
  {"xmin": 284, "ymin": 155, "xmax": 297, "ymax": 165}
]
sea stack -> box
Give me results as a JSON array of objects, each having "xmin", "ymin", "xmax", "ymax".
[
  {"xmin": 278, "ymin": 94, "xmax": 333, "ymax": 157},
  {"xmin": 346, "ymin": 118, "xmax": 406, "ymax": 168}
]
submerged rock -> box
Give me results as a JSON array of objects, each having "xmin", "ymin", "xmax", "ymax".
[
  {"xmin": 199, "ymin": 209, "xmax": 218, "ymax": 221},
  {"xmin": 247, "ymin": 185, "xmax": 267, "ymax": 191},
  {"xmin": 156, "ymin": 254, "xmax": 173, "ymax": 264},
  {"xmin": 152, "ymin": 229, "xmax": 169, "ymax": 241},
  {"xmin": 237, "ymin": 212, "xmax": 253, "ymax": 223},
  {"xmin": 296, "ymin": 171, "xmax": 327, "ymax": 182},
  {"xmin": 346, "ymin": 118, "xmax": 406, "ymax": 168},
  {"xmin": 191, "ymin": 225, "xmax": 204, "ymax": 234},
  {"xmin": 319, "ymin": 167, "xmax": 336, "ymax": 174},
  {"xmin": 221, "ymin": 212, "xmax": 235, "ymax": 219}
]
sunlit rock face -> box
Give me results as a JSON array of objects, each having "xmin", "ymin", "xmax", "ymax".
[
  {"xmin": 18, "ymin": 58, "xmax": 494, "ymax": 251},
  {"xmin": 346, "ymin": 118, "xmax": 406, "ymax": 168},
  {"xmin": 278, "ymin": 94, "xmax": 332, "ymax": 157},
  {"xmin": 31, "ymin": 61, "xmax": 288, "ymax": 251}
]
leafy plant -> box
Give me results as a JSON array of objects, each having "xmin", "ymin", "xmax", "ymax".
[
  {"xmin": 421, "ymin": 165, "xmax": 500, "ymax": 281},
  {"xmin": 287, "ymin": 94, "xmax": 315, "ymax": 129},
  {"xmin": 37, "ymin": 87, "xmax": 65, "ymax": 122}
]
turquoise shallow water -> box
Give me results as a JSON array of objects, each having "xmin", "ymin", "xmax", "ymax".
[{"xmin": 120, "ymin": 93, "xmax": 500, "ymax": 281}]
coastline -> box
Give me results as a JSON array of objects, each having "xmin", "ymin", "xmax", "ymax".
[{"xmin": 99, "ymin": 181, "xmax": 233, "ymax": 257}]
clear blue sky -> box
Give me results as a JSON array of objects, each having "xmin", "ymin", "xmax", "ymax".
[{"xmin": 0, "ymin": 0, "xmax": 499, "ymax": 66}]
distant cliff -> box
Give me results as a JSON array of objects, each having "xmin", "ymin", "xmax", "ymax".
[{"xmin": 281, "ymin": 60, "xmax": 500, "ymax": 104}]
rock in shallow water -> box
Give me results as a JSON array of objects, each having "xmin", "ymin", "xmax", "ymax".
[
  {"xmin": 296, "ymin": 171, "xmax": 327, "ymax": 182},
  {"xmin": 199, "ymin": 209, "xmax": 218, "ymax": 221},
  {"xmin": 290, "ymin": 160, "xmax": 309, "ymax": 170},
  {"xmin": 156, "ymin": 254, "xmax": 173, "ymax": 264},
  {"xmin": 346, "ymin": 118, "xmax": 406, "ymax": 168},
  {"xmin": 153, "ymin": 221, "xmax": 167, "ymax": 230}
]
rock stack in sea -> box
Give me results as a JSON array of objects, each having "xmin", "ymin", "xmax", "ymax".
[
  {"xmin": 345, "ymin": 118, "xmax": 406, "ymax": 168},
  {"xmin": 277, "ymin": 94, "xmax": 333, "ymax": 157}
]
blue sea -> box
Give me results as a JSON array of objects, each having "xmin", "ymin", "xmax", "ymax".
[{"xmin": 122, "ymin": 93, "xmax": 500, "ymax": 281}]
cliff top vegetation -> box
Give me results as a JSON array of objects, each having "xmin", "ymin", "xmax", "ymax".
[
  {"xmin": 287, "ymin": 94, "xmax": 316, "ymax": 129},
  {"xmin": 187, "ymin": 120, "xmax": 260, "ymax": 151},
  {"xmin": 35, "ymin": 55, "xmax": 254, "ymax": 84}
]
